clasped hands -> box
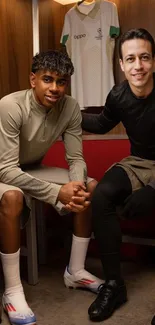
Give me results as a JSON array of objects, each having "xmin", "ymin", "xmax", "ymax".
[{"xmin": 57, "ymin": 181, "xmax": 91, "ymax": 213}]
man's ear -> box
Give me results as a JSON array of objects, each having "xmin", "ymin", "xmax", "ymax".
[
  {"xmin": 119, "ymin": 59, "xmax": 125, "ymax": 72},
  {"xmin": 29, "ymin": 72, "xmax": 36, "ymax": 88}
]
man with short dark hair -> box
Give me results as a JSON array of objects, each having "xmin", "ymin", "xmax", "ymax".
[
  {"xmin": 0, "ymin": 50, "xmax": 102, "ymax": 325},
  {"xmin": 82, "ymin": 28, "xmax": 155, "ymax": 323}
]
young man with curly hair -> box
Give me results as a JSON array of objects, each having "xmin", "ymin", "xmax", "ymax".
[{"xmin": 0, "ymin": 50, "xmax": 102, "ymax": 325}]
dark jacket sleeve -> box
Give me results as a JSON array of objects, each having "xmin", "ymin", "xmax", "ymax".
[{"xmin": 82, "ymin": 91, "xmax": 120, "ymax": 134}]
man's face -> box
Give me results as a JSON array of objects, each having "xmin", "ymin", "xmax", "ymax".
[
  {"xmin": 119, "ymin": 39, "xmax": 155, "ymax": 95},
  {"xmin": 30, "ymin": 70, "xmax": 69, "ymax": 109}
]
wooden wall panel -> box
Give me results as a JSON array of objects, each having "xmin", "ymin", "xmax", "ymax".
[
  {"xmin": 39, "ymin": 0, "xmax": 155, "ymax": 136},
  {"xmin": 39, "ymin": 0, "xmax": 72, "ymax": 51},
  {"xmin": 0, "ymin": 0, "xmax": 33, "ymax": 98}
]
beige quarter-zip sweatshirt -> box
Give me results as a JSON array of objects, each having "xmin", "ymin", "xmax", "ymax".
[{"xmin": 0, "ymin": 89, "xmax": 87, "ymax": 206}]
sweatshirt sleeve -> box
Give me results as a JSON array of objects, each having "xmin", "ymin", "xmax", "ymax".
[
  {"xmin": 109, "ymin": 2, "xmax": 120, "ymax": 38},
  {"xmin": 62, "ymin": 103, "xmax": 87, "ymax": 183},
  {"xmin": 0, "ymin": 98, "xmax": 61, "ymax": 205},
  {"xmin": 82, "ymin": 92, "xmax": 120, "ymax": 134}
]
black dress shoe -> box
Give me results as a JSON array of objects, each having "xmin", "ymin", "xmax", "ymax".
[
  {"xmin": 88, "ymin": 280, "xmax": 127, "ymax": 322},
  {"xmin": 151, "ymin": 315, "xmax": 155, "ymax": 324}
]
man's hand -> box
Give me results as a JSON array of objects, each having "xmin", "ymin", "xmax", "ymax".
[
  {"xmin": 123, "ymin": 185, "xmax": 155, "ymax": 219},
  {"xmin": 57, "ymin": 181, "xmax": 90, "ymax": 212},
  {"xmin": 65, "ymin": 188, "xmax": 91, "ymax": 213}
]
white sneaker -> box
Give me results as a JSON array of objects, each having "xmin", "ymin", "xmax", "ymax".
[
  {"xmin": 2, "ymin": 293, "xmax": 36, "ymax": 325},
  {"xmin": 64, "ymin": 266, "xmax": 104, "ymax": 293}
]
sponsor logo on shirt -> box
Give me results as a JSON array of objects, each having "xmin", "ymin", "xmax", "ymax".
[
  {"xmin": 74, "ymin": 34, "xmax": 86, "ymax": 39},
  {"xmin": 95, "ymin": 28, "xmax": 103, "ymax": 40}
]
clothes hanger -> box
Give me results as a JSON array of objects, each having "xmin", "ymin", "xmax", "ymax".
[
  {"xmin": 77, "ymin": 0, "xmax": 95, "ymax": 5},
  {"xmin": 77, "ymin": 0, "xmax": 85, "ymax": 5}
]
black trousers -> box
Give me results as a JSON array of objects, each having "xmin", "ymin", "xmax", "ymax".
[{"xmin": 92, "ymin": 166, "xmax": 132, "ymax": 281}]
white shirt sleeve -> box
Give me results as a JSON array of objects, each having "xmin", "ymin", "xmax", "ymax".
[
  {"xmin": 60, "ymin": 12, "xmax": 71, "ymax": 56},
  {"xmin": 109, "ymin": 2, "xmax": 120, "ymax": 38}
]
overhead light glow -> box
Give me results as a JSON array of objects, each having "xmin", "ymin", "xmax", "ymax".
[{"xmin": 54, "ymin": 0, "xmax": 79, "ymax": 4}]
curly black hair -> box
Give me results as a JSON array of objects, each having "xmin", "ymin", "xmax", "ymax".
[{"xmin": 31, "ymin": 50, "xmax": 74, "ymax": 76}]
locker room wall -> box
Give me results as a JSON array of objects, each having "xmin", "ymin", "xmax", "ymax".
[
  {"xmin": 39, "ymin": 0, "xmax": 155, "ymax": 85},
  {"xmin": 0, "ymin": 0, "xmax": 33, "ymax": 98},
  {"xmin": 38, "ymin": 0, "xmax": 155, "ymax": 136}
]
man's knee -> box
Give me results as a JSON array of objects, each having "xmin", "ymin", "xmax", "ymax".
[
  {"xmin": 93, "ymin": 177, "xmax": 119, "ymax": 201},
  {"xmin": 1, "ymin": 190, "xmax": 24, "ymax": 217},
  {"xmin": 91, "ymin": 181, "xmax": 114, "ymax": 209},
  {"xmin": 92, "ymin": 167, "xmax": 132, "ymax": 208}
]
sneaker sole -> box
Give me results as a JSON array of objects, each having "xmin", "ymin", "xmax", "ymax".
[
  {"xmin": 64, "ymin": 275, "xmax": 94, "ymax": 289},
  {"xmin": 64, "ymin": 276, "xmax": 99, "ymax": 293},
  {"xmin": 3, "ymin": 308, "xmax": 36, "ymax": 325}
]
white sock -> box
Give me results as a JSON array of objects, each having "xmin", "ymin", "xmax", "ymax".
[
  {"xmin": 68, "ymin": 234, "xmax": 90, "ymax": 275},
  {"xmin": 0, "ymin": 249, "xmax": 30, "ymax": 313}
]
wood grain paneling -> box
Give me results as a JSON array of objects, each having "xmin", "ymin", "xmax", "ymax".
[
  {"xmin": 39, "ymin": 0, "xmax": 72, "ymax": 51},
  {"xmin": 39, "ymin": 0, "xmax": 155, "ymax": 135},
  {"xmin": 0, "ymin": 0, "xmax": 33, "ymax": 98}
]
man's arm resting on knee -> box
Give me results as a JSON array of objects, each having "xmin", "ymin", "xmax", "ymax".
[
  {"xmin": 62, "ymin": 104, "xmax": 91, "ymax": 211},
  {"xmin": 63, "ymin": 103, "xmax": 87, "ymax": 183}
]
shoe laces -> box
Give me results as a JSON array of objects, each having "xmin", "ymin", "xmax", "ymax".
[{"xmin": 95, "ymin": 283, "xmax": 113, "ymax": 308}]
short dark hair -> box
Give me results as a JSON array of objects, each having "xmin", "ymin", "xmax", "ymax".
[
  {"xmin": 31, "ymin": 50, "xmax": 74, "ymax": 76},
  {"xmin": 119, "ymin": 28, "xmax": 155, "ymax": 60}
]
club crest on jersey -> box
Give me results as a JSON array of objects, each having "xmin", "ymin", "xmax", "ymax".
[{"xmin": 95, "ymin": 28, "xmax": 103, "ymax": 40}]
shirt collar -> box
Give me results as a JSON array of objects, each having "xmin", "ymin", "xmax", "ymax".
[{"xmin": 75, "ymin": 0, "xmax": 101, "ymax": 20}]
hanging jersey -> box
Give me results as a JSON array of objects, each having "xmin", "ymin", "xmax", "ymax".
[{"xmin": 61, "ymin": 0, "xmax": 120, "ymax": 109}]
